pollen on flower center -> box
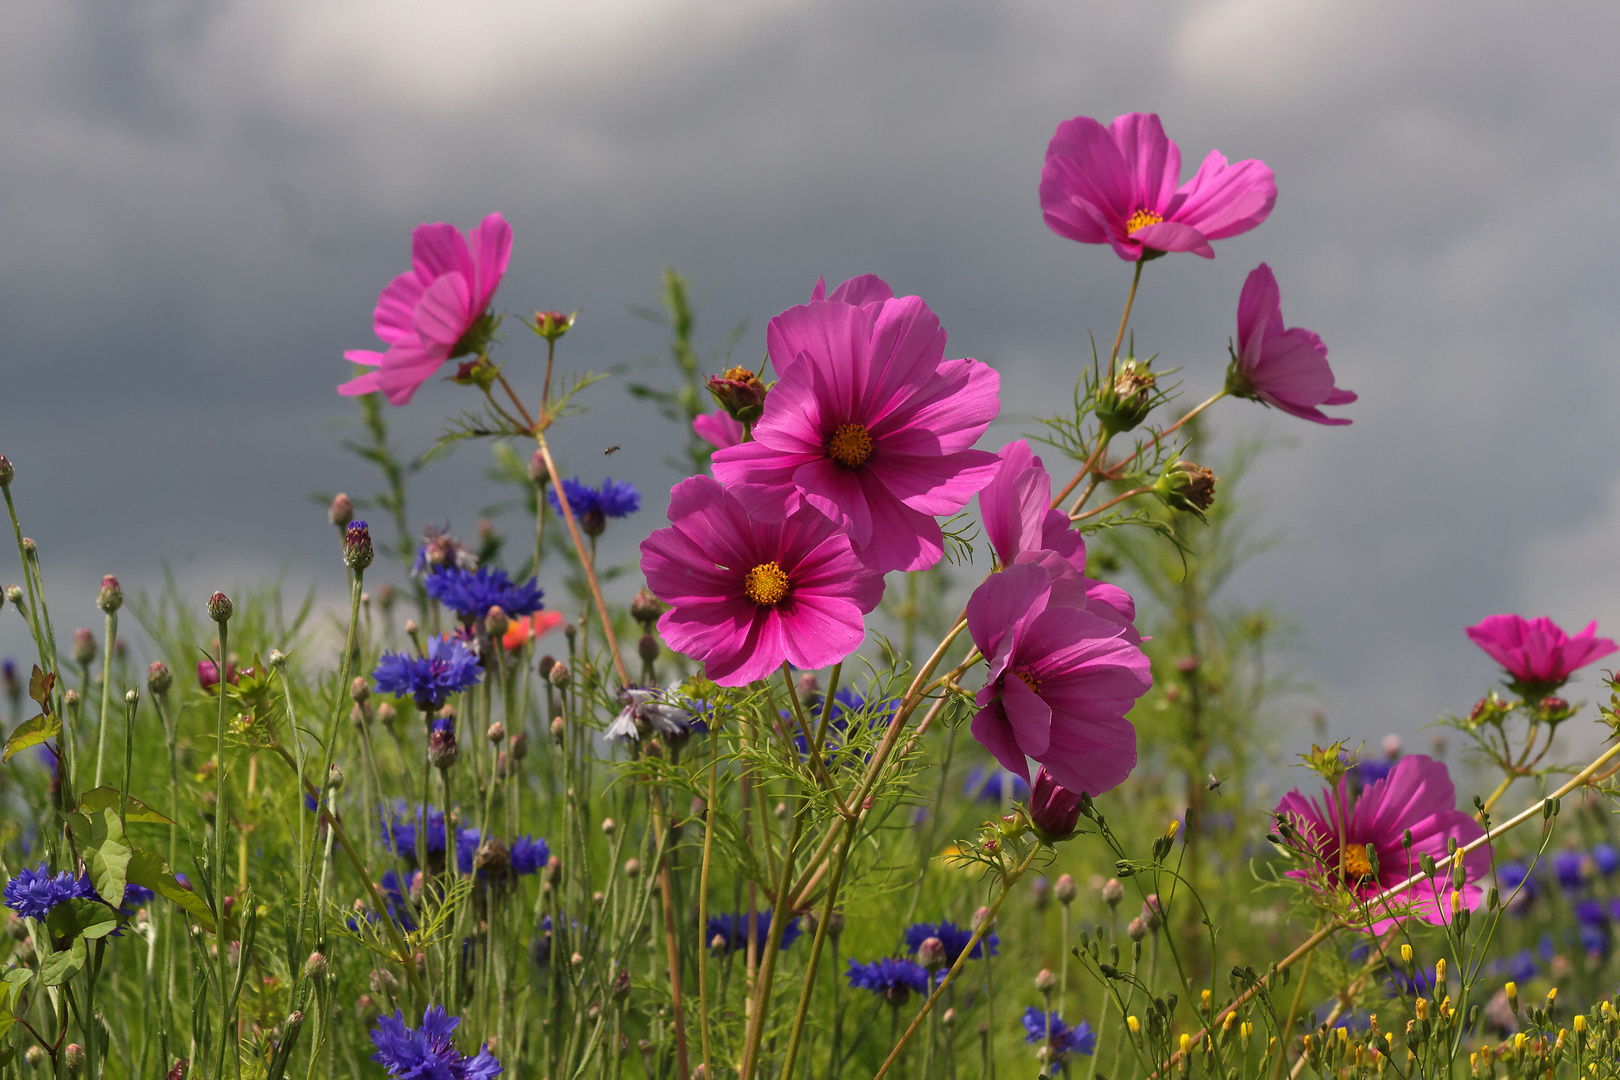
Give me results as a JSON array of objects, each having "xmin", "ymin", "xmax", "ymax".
[
  {"xmin": 826, "ymin": 423, "xmax": 875, "ymax": 468},
  {"xmin": 743, "ymin": 561, "xmax": 791, "ymax": 607},
  {"xmin": 1015, "ymin": 666, "xmax": 1042, "ymax": 693},
  {"xmin": 723, "ymin": 365, "xmax": 754, "ymax": 382},
  {"xmin": 1126, "ymin": 209, "xmax": 1164, "ymax": 234},
  {"xmin": 1341, "ymin": 843, "xmax": 1374, "ymax": 881}
]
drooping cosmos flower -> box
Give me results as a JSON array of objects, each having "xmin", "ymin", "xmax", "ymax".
[
  {"xmin": 373, "ymin": 637, "xmax": 483, "ymax": 711},
  {"xmin": 4, "ymin": 864, "xmax": 96, "ymax": 920},
  {"xmin": 904, "ymin": 920, "xmax": 998, "ymax": 964},
  {"xmin": 1274, "ymin": 754, "xmax": 1489, "ymax": 932},
  {"xmin": 847, "ymin": 957, "xmax": 930, "ymax": 1006},
  {"xmin": 1021, "ymin": 1008, "xmax": 1097, "ymax": 1060},
  {"xmin": 424, "ymin": 567, "xmax": 544, "ymax": 624},
  {"xmin": 706, "ymin": 910, "xmax": 801, "ymax": 953},
  {"xmin": 640, "ymin": 475, "xmax": 885, "ymax": 686},
  {"xmin": 369, "ymin": 1004, "xmax": 502, "ymax": 1080},
  {"xmin": 978, "ymin": 440, "xmax": 1139, "ymax": 638},
  {"xmin": 693, "ymin": 409, "xmax": 746, "ymax": 451},
  {"xmin": 711, "ymin": 279, "xmax": 1001, "ymax": 573},
  {"xmin": 1224, "ymin": 264, "xmax": 1355, "ymax": 426},
  {"xmin": 1029, "ymin": 766, "xmax": 1086, "ymax": 843},
  {"xmin": 549, "ymin": 478, "xmax": 641, "ymax": 537},
  {"xmin": 340, "ymin": 213, "xmax": 513, "ymax": 407},
  {"xmin": 966, "ymin": 563, "xmax": 1152, "ymax": 795},
  {"xmin": 1040, "ymin": 112, "xmax": 1276, "ymax": 261},
  {"xmin": 1465, "ymin": 614, "xmax": 1618, "ymax": 696}
]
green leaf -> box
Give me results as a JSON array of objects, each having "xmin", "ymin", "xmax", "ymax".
[
  {"xmin": 77, "ymin": 787, "xmax": 176, "ymax": 826},
  {"xmin": 85, "ymin": 807, "xmax": 132, "ymax": 906},
  {"xmin": 37, "ymin": 939, "xmax": 87, "ymax": 986},
  {"xmin": 127, "ymin": 850, "xmax": 215, "ymax": 934},
  {"xmin": 3, "ymin": 713, "xmax": 60, "ymax": 762},
  {"xmin": 46, "ymin": 897, "xmax": 121, "ymax": 942}
]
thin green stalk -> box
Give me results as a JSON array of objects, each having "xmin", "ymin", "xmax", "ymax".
[
  {"xmin": 778, "ymin": 823, "xmax": 859, "ymax": 1080},
  {"xmin": 94, "ymin": 609, "xmax": 118, "ymax": 788}
]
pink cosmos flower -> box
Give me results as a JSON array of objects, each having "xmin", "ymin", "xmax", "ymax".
[
  {"xmin": 711, "ymin": 283, "xmax": 1001, "ymax": 573},
  {"xmin": 978, "ymin": 440, "xmax": 1137, "ymax": 637},
  {"xmin": 693, "ymin": 409, "xmax": 745, "ymax": 451},
  {"xmin": 1465, "ymin": 614, "xmax": 1618, "ymax": 694},
  {"xmin": 1274, "ymin": 755, "xmax": 1489, "ymax": 933},
  {"xmin": 1040, "ymin": 112, "xmax": 1276, "ymax": 261},
  {"xmin": 966, "ymin": 562, "xmax": 1152, "ymax": 796},
  {"xmin": 1028, "ymin": 766, "xmax": 1086, "ymax": 843},
  {"xmin": 1225, "ymin": 264, "xmax": 1355, "ymax": 426},
  {"xmin": 339, "ymin": 213, "xmax": 514, "ymax": 406},
  {"xmin": 640, "ymin": 475, "xmax": 885, "ymax": 686}
]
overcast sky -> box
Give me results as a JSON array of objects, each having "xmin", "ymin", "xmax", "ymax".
[{"xmin": 2, "ymin": 0, "xmax": 1618, "ymax": 756}]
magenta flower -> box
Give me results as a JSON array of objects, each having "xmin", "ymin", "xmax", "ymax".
[
  {"xmin": 1465, "ymin": 614, "xmax": 1618, "ymax": 696},
  {"xmin": 978, "ymin": 440, "xmax": 1137, "ymax": 637},
  {"xmin": 1225, "ymin": 264, "xmax": 1355, "ymax": 426},
  {"xmin": 640, "ymin": 475, "xmax": 885, "ymax": 686},
  {"xmin": 966, "ymin": 563, "xmax": 1151, "ymax": 796},
  {"xmin": 1040, "ymin": 112, "xmax": 1276, "ymax": 261},
  {"xmin": 1029, "ymin": 767, "xmax": 1086, "ymax": 843},
  {"xmin": 693, "ymin": 409, "xmax": 745, "ymax": 451},
  {"xmin": 339, "ymin": 213, "xmax": 514, "ymax": 406},
  {"xmin": 1275, "ymin": 755, "xmax": 1489, "ymax": 933},
  {"xmin": 711, "ymin": 285, "xmax": 1001, "ymax": 573},
  {"xmin": 809, "ymin": 273, "xmax": 896, "ymax": 306}
]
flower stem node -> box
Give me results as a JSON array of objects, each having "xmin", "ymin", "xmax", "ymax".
[
  {"xmin": 97, "ymin": 575, "xmax": 123, "ymax": 613},
  {"xmin": 1154, "ymin": 460, "xmax": 1217, "ymax": 518}
]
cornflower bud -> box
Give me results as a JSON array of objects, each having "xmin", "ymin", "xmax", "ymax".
[
  {"xmin": 972, "ymin": 906, "xmax": 994, "ymax": 933},
  {"xmin": 550, "ymin": 716, "xmax": 565, "ymax": 744},
  {"xmin": 602, "ymin": 818, "xmax": 616, "ymax": 834},
  {"xmin": 0, "ymin": 455, "xmax": 12, "ymax": 488},
  {"xmin": 1142, "ymin": 895, "xmax": 1163, "ymax": 932},
  {"xmin": 631, "ymin": 587, "xmax": 665, "ymax": 628},
  {"xmin": 344, "ymin": 521, "xmax": 374, "ymax": 571},
  {"xmin": 377, "ymin": 702, "xmax": 397, "ymax": 728},
  {"xmin": 148, "ymin": 661, "xmax": 173, "ymax": 697},
  {"xmin": 1035, "ymin": 968, "xmax": 1057, "ymax": 994},
  {"xmin": 304, "ymin": 952, "xmax": 328, "ymax": 980},
  {"xmin": 4, "ymin": 585, "xmax": 21, "ymax": 607},
  {"xmin": 638, "ymin": 633, "xmax": 659, "ymax": 667},
  {"xmin": 510, "ymin": 731, "xmax": 528, "ymax": 759},
  {"xmin": 918, "ymin": 937, "xmax": 948, "ymax": 972},
  {"xmin": 348, "ymin": 677, "xmax": 370, "ymax": 704},
  {"xmin": 1030, "ymin": 876, "xmax": 1051, "ymax": 909},
  {"xmin": 943, "ymin": 1008, "xmax": 958, "ymax": 1029},
  {"xmin": 24, "ymin": 1045, "xmax": 45, "ymax": 1069},
  {"xmin": 1127, "ymin": 917, "xmax": 1147, "ymax": 941},
  {"xmin": 329, "ymin": 494, "xmax": 353, "ymax": 527},
  {"xmin": 475, "ymin": 838, "xmax": 511, "ymax": 878},
  {"xmin": 125, "ymin": 688, "xmax": 137, "ymax": 706},
  {"xmin": 538, "ymin": 654, "xmax": 556, "ymax": 679},
  {"xmin": 428, "ymin": 717, "xmax": 459, "ymax": 770},
  {"xmin": 549, "ymin": 662, "xmax": 571, "ymax": 688},
  {"xmin": 208, "ymin": 591, "xmax": 233, "ymax": 624},
  {"xmin": 97, "ymin": 574, "xmax": 123, "ymax": 613},
  {"xmin": 64, "ymin": 1044, "xmax": 84, "ymax": 1075},
  {"xmin": 20, "ymin": 538, "xmax": 35, "ymax": 558},
  {"xmin": 326, "ymin": 763, "xmax": 345, "ymax": 792},
  {"xmin": 73, "ymin": 627, "xmax": 97, "ymax": 666},
  {"xmin": 546, "ymin": 855, "xmax": 562, "ymax": 887},
  {"xmin": 624, "ymin": 858, "xmax": 641, "ymax": 878},
  {"xmin": 1103, "ymin": 877, "xmax": 1124, "ymax": 907},
  {"xmin": 527, "ymin": 449, "xmax": 549, "ymax": 486},
  {"xmin": 612, "ymin": 967, "xmax": 632, "ymax": 1002},
  {"xmin": 485, "ymin": 606, "xmax": 510, "ymax": 639},
  {"xmin": 1051, "ymin": 873, "xmax": 1078, "ymax": 906}
]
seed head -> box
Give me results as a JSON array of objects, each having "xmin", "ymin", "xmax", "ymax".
[
  {"xmin": 207, "ymin": 591, "xmax": 233, "ymax": 624},
  {"xmin": 97, "ymin": 574, "xmax": 123, "ymax": 613}
]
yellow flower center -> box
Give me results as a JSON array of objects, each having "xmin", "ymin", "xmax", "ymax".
[
  {"xmin": 1342, "ymin": 843, "xmax": 1374, "ymax": 882},
  {"xmin": 1015, "ymin": 666, "xmax": 1042, "ymax": 693},
  {"xmin": 826, "ymin": 423, "xmax": 875, "ymax": 468},
  {"xmin": 723, "ymin": 365, "xmax": 754, "ymax": 382},
  {"xmin": 743, "ymin": 561, "xmax": 790, "ymax": 607},
  {"xmin": 1126, "ymin": 209, "xmax": 1164, "ymax": 234}
]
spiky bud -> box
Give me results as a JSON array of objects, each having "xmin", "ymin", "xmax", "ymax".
[
  {"xmin": 918, "ymin": 937, "xmax": 948, "ymax": 972},
  {"xmin": 304, "ymin": 952, "xmax": 328, "ymax": 980},
  {"xmin": 207, "ymin": 591, "xmax": 233, "ymax": 624},
  {"xmin": 485, "ymin": 605, "xmax": 510, "ymax": 639},
  {"xmin": 1035, "ymin": 968, "xmax": 1058, "ymax": 994},
  {"xmin": 329, "ymin": 494, "xmax": 353, "ymax": 527},
  {"xmin": 537, "ymin": 654, "xmax": 556, "ymax": 679},
  {"xmin": 545, "ymin": 855, "xmax": 562, "ymax": 888},
  {"xmin": 97, "ymin": 574, "xmax": 123, "ymax": 613},
  {"xmin": 549, "ymin": 662, "xmax": 571, "ymax": 688},
  {"xmin": 1103, "ymin": 877, "xmax": 1124, "ymax": 908},
  {"xmin": 510, "ymin": 731, "xmax": 528, "ymax": 760},
  {"xmin": 343, "ymin": 521, "xmax": 374, "ymax": 571},
  {"xmin": 0, "ymin": 455, "xmax": 12, "ymax": 489},
  {"xmin": 377, "ymin": 702, "xmax": 397, "ymax": 728},
  {"xmin": 20, "ymin": 538, "xmax": 35, "ymax": 558},
  {"xmin": 1142, "ymin": 895, "xmax": 1163, "ymax": 931},
  {"xmin": 630, "ymin": 587, "xmax": 666, "ymax": 628},
  {"xmin": 72, "ymin": 627, "xmax": 97, "ymax": 666}
]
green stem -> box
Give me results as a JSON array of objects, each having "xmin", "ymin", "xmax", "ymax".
[{"xmin": 94, "ymin": 610, "xmax": 117, "ymax": 788}]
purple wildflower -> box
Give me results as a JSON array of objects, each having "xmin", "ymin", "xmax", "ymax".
[
  {"xmin": 369, "ymin": 1004, "xmax": 502, "ymax": 1079},
  {"xmin": 373, "ymin": 637, "xmax": 482, "ymax": 711}
]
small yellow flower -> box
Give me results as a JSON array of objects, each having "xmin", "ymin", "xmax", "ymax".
[
  {"xmin": 1165, "ymin": 819, "xmax": 1181, "ymax": 841},
  {"xmin": 1127, "ymin": 1016, "xmax": 1140, "ymax": 1034},
  {"xmin": 1400, "ymin": 944, "xmax": 1413, "ymax": 966},
  {"xmin": 1435, "ymin": 958, "xmax": 1446, "ymax": 984},
  {"xmin": 1575, "ymin": 1014, "xmax": 1588, "ymax": 1032}
]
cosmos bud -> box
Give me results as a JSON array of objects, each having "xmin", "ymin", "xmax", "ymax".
[
  {"xmin": 533, "ymin": 310, "xmax": 575, "ymax": 342},
  {"xmin": 97, "ymin": 575, "xmax": 123, "ymax": 613},
  {"xmin": 706, "ymin": 366, "xmax": 768, "ymax": 424},
  {"xmin": 1096, "ymin": 355, "xmax": 1158, "ymax": 436},
  {"xmin": 1154, "ymin": 460, "xmax": 1218, "ymax": 518}
]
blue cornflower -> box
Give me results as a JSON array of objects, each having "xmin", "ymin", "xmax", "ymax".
[
  {"xmin": 1489, "ymin": 949, "xmax": 1537, "ymax": 985},
  {"xmin": 1386, "ymin": 962, "xmax": 1435, "ymax": 998},
  {"xmin": 1574, "ymin": 898, "xmax": 1611, "ymax": 957},
  {"xmin": 3, "ymin": 864, "xmax": 97, "ymax": 920},
  {"xmin": 381, "ymin": 802, "xmax": 449, "ymax": 858},
  {"xmin": 510, "ymin": 836, "xmax": 551, "ymax": 877},
  {"xmin": 424, "ymin": 567, "xmax": 544, "ymax": 624},
  {"xmin": 412, "ymin": 525, "xmax": 479, "ymax": 579},
  {"xmin": 121, "ymin": 883, "xmax": 155, "ymax": 908},
  {"xmin": 1554, "ymin": 850, "xmax": 1586, "ymax": 891},
  {"xmin": 787, "ymin": 689, "xmax": 893, "ymax": 762},
  {"xmin": 549, "ymin": 478, "xmax": 640, "ymax": 537},
  {"xmin": 1595, "ymin": 844, "xmax": 1620, "ymax": 877},
  {"xmin": 963, "ymin": 766, "xmax": 1029, "ymax": 804},
  {"xmin": 1496, "ymin": 861, "xmax": 1538, "ymax": 912},
  {"xmin": 905, "ymin": 919, "xmax": 998, "ymax": 964},
  {"xmin": 1020, "ymin": 1008, "xmax": 1097, "ymax": 1060},
  {"xmin": 453, "ymin": 827, "xmax": 481, "ymax": 876},
  {"xmin": 373, "ymin": 637, "xmax": 483, "ymax": 711},
  {"xmin": 378, "ymin": 870, "xmax": 417, "ymax": 931},
  {"xmin": 847, "ymin": 957, "xmax": 929, "ymax": 1006},
  {"xmin": 369, "ymin": 1004, "xmax": 502, "ymax": 1080},
  {"xmin": 1348, "ymin": 758, "xmax": 1394, "ymax": 794},
  {"xmin": 706, "ymin": 911, "xmax": 801, "ymax": 954}
]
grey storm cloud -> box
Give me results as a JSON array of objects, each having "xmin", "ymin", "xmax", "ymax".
[{"xmin": 2, "ymin": 0, "xmax": 1618, "ymax": 754}]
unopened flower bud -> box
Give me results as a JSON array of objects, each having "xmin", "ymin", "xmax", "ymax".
[
  {"xmin": 73, "ymin": 627, "xmax": 97, "ymax": 666},
  {"xmin": 1142, "ymin": 896, "xmax": 1163, "ymax": 931},
  {"xmin": 304, "ymin": 951, "xmax": 328, "ymax": 980},
  {"xmin": 483, "ymin": 722, "xmax": 504, "ymax": 747},
  {"xmin": 533, "ymin": 310, "xmax": 575, "ymax": 342},
  {"xmin": 475, "ymin": 838, "xmax": 511, "ymax": 878},
  {"xmin": 343, "ymin": 521, "xmax": 374, "ymax": 571},
  {"xmin": 356, "ymin": 994, "xmax": 380, "ymax": 1022},
  {"xmin": 527, "ymin": 449, "xmax": 549, "ymax": 486},
  {"xmin": 602, "ymin": 818, "xmax": 617, "ymax": 834},
  {"xmin": 208, "ymin": 591, "xmax": 233, "ymax": 623},
  {"xmin": 97, "ymin": 574, "xmax": 123, "ymax": 613},
  {"xmin": 326, "ymin": 763, "xmax": 345, "ymax": 791},
  {"xmin": 4, "ymin": 585, "xmax": 21, "ymax": 607},
  {"xmin": 64, "ymin": 1044, "xmax": 84, "ymax": 1075},
  {"xmin": 329, "ymin": 494, "xmax": 353, "ymax": 527},
  {"xmin": 631, "ymin": 587, "xmax": 665, "ymax": 628},
  {"xmin": 429, "ymin": 718, "xmax": 459, "ymax": 770},
  {"xmin": 485, "ymin": 605, "xmax": 510, "ymax": 639},
  {"xmin": 972, "ymin": 906, "xmax": 994, "ymax": 933},
  {"xmin": 624, "ymin": 858, "xmax": 641, "ymax": 878},
  {"xmin": 549, "ymin": 662, "xmax": 571, "ymax": 688},
  {"xmin": 1054, "ymin": 873, "xmax": 1078, "ymax": 905},
  {"xmin": 1035, "ymin": 968, "xmax": 1057, "ymax": 994},
  {"xmin": 148, "ymin": 661, "xmax": 173, "ymax": 696},
  {"xmin": 638, "ymin": 633, "xmax": 659, "ymax": 666},
  {"xmin": 20, "ymin": 538, "xmax": 35, "ymax": 557},
  {"xmin": 64, "ymin": 688, "xmax": 80, "ymax": 710},
  {"xmin": 943, "ymin": 1007, "xmax": 958, "ymax": 1028},
  {"xmin": 538, "ymin": 654, "xmax": 556, "ymax": 679},
  {"xmin": 612, "ymin": 967, "xmax": 632, "ymax": 1001},
  {"xmin": 918, "ymin": 936, "xmax": 947, "ymax": 972},
  {"xmin": 707, "ymin": 366, "xmax": 768, "ymax": 423},
  {"xmin": 1030, "ymin": 876, "xmax": 1051, "ymax": 909},
  {"xmin": 1127, "ymin": 916, "xmax": 1148, "ymax": 941},
  {"xmin": 125, "ymin": 688, "xmax": 138, "ymax": 706},
  {"xmin": 510, "ymin": 731, "xmax": 527, "ymax": 759},
  {"xmin": 550, "ymin": 716, "xmax": 566, "ymax": 743},
  {"xmin": 348, "ymin": 676, "xmax": 370, "ymax": 704},
  {"xmin": 546, "ymin": 855, "xmax": 562, "ymax": 887},
  {"xmin": 1154, "ymin": 460, "xmax": 1217, "ymax": 517},
  {"xmin": 1102, "ymin": 877, "xmax": 1124, "ymax": 907},
  {"xmin": 24, "ymin": 1044, "xmax": 46, "ymax": 1069},
  {"xmin": 377, "ymin": 702, "xmax": 397, "ymax": 728},
  {"xmin": 0, "ymin": 456, "xmax": 13, "ymax": 489},
  {"xmin": 1096, "ymin": 356, "xmax": 1158, "ymax": 436}
]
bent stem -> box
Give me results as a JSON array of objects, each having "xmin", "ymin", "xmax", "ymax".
[{"xmin": 870, "ymin": 846, "xmax": 1041, "ymax": 1080}]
